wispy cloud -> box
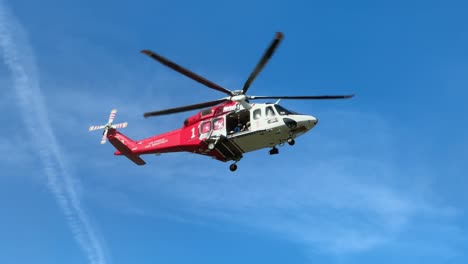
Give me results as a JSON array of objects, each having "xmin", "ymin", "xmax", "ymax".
[{"xmin": 0, "ymin": 2, "xmax": 108, "ymax": 264}]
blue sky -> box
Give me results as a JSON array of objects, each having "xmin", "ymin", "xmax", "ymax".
[{"xmin": 1, "ymin": 0, "xmax": 468, "ymax": 263}]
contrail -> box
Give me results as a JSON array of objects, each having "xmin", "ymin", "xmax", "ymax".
[{"xmin": 0, "ymin": 2, "xmax": 108, "ymax": 264}]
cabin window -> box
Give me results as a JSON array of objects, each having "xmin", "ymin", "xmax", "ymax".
[
  {"xmin": 213, "ymin": 118, "xmax": 224, "ymax": 130},
  {"xmin": 274, "ymin": 105, "xmax": 298, "ymax": 115},
  {"xmin": 266, "ymin": 106, "xmax": 276, "ymax": 117},
  {"xmin": 200, "ymin": 121, "xmax": 212, "ymax": 134},
  {"xmin": 253, "ymin": 109, "xmax": 262, "ymax": 120}
]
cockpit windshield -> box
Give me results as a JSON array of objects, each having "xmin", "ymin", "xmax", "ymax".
[{"xmin": 274, "ymin": 105, "xmax": 298, "ymax": 115}]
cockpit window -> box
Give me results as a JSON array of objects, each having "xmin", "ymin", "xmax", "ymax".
[
  {"xmin": 274, "ymin": 105, "xmax": 298, "ymax": 115},
  {"xmin": 266, "ymin": 106, "xmax": 276, "ymax": 117}
]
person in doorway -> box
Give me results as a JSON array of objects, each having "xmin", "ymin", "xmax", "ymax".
[{"xmin": 234, "ymin": 121, "xmax": 244, "ymax": 133}]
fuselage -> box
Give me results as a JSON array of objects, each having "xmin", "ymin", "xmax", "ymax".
[{"xmin": 112, "ymin": 101, "xmax": 318, "ymax": 162}]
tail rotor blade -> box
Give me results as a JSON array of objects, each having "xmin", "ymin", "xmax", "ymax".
[
  {"xmin": 89, "ymin": 125, "xmax": 106, "ymax": 131},
  {"xmin": 100, "ymin": 128, "xmax": 108, "ymax": 144},
  {"xmin": 108, "ymin": 109, "xmax": 117, "ymax": 124},
  {"xmin": 89, "ymin": 109, "xmax": 128, "ymax": 145},
  {"xmin": 111, "ymin": 122, "xmax": 128, "ymax": 129}
]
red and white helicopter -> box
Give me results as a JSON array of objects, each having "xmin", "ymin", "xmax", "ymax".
[{"xmin": 89, "ymin": 32, "xmax": 354, "ymax": 171}]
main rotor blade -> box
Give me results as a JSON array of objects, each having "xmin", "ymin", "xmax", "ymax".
[
  {"xmin": 242, "ymin": 32, "xmax": 284, "ymax": 94},
  {"xmin": 141, "ymin": 50, "xmax": 233, "ymax": 96},
  {"xmin": 249, "ymin": 94, "xmax": 355, "ymax": 100},
  {"xmin": 143, "ymin": 98, "xmax": 228, "ymax": 118}
]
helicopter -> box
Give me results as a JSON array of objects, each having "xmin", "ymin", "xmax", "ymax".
[{"xmin": 89, "ymin": 32, "xmax": 354, "ymax": 171}]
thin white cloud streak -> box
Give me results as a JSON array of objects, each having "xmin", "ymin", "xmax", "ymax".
[{"xmin": 0, "ymin": 2, "xmax": 107, "ymax": 264}]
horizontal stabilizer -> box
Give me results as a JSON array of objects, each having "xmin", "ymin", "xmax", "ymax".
[
  {"xmin": 109, "ymin": 137, "xmax": 132, "ymax": 154},
  {"xmin": 109, "ymin": 136, "xmax": 145, "ymax": 166},
  {"xmin": 124, "ymin": 154, "xmax": 146, "ymax": 165}
]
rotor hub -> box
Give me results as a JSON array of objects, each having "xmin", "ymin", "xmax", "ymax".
[
  {"xmin": 231, "ymin": 90, "xmax": 243, "ymax": 96},
  {"xmin": 231, "ymin": 94, "xmax": 247, "ymax": 102}
]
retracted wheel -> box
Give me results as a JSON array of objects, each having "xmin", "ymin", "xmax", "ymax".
[
  {"xmin": 229, "ymin": 163, "xmax": 238, "ymax": 171},
  {"xmin": 287, "ymin": 138, "xmax": 295, "ymax": 146}
]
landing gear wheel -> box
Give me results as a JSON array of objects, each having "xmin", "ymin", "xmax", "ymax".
[
  {"xmin": 229, "ymin": 163, "xmax": 238, "ymax": 172},
  {"xmin": 269, "ymin": 147, "xmax": 279, "ymax": 155},
  {"xmin": 208, "ymin": 142, "xmax": 215, "ymax": 150},
  {"xmin": 287, "ymin": 138, "xmax": 295, "ymax": 146}
]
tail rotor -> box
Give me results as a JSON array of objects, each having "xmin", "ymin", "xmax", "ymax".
[{"xmin": 89, "ymin": 109, "xmax": 128, "ymax": 144}]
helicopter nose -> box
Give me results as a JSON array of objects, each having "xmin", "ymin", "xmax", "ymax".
[{"xmin": 305, "ymin": 115, "xmax": 318, "ymax": 129}]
